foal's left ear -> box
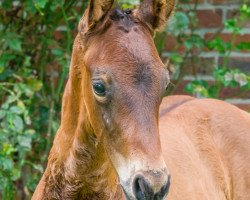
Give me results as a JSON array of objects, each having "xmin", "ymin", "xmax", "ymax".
[
  {"xmin": 137, "ymin": 0, "xmax": 175, "ymax": 32},
  {"xmin": 79, "ymin": 0, "xmax": 114, "ymax": 35}
]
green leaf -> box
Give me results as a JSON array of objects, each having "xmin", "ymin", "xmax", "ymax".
[
  {"xmin": 2, "ymin": 0, "xmax": 12, "ymax": 9},
  {"xmin": 24, "ymin": 56, "xmax": 32, "ymax": 67},
  {"xmin": 225, "ymin": 19, "xmax": 241, "ymax": 33},
  {"xmin": 184, "ymin": 83, "xmax": 194, "ymax": 93},
  {"xmin": 15, "ymin": 83, "xmax": 34, "ymax": 97},
  {"xmin": 12, "ymin": 168, "xmax": 21, "ymax": 181},
  {"xmin": 2, "ymin": 143, "xmax": 15, "ymax": 155},
  {"xmin": 208, "ymin": 85, "xmax": 219, "ymax": 98},
  {"xmin": 170, "ymin": 54, "xmax": 184, "ymax": 64},
  {"xmin": 25, "ymin": 129, "xmax": 35, "ymax": 135},
  {"xmin": 0, "ymin": 110, "xmax": 6, "ymax": 119},
  {"xmin": 184, "ymin": 35, "xmax": 205, "ymax": 50},
  {"xmin": 10, "ymin": 106, "xmax": 23, "ymax": 115},
  {"xmin": 184, "ymin": 40, "xmax": 193, "ymax": 50},
  {"xmin": 240, "ymin": 3, "xmax": 250, "ymax": 17},
  {"xmin": 27, "ymin": 79, "xmax": 43, "ymax": 92},
  {"xmin": 0, "ymin": 66, "xmax": 4, "ymax": 74},
  {"xmin": 24, "ymin": 0, "xmax": 36, "ymax": 13},
  {"xmin": 184, "ymin": 80, "xmax": 209, "ymax": 98},
  {"xmin": 167, "ymin": 12, "xmax": 189, "ymax": 35},
  {"xmin": 18, "ymin": 135, "xmax": 32, "ymax": 149},
  {"xmin": 0, "ymin": 157, "xmax": 13, "ymax": 171},
  {"xmin": 7, "ymin": 95, "xmax": 19, "ymax": 104},
  {"xmin": 8, "ymin": 38, "xmax": 22, "ymax": 52},
  {"xmin": 33, "ymin": 0, "xmax": 48, "ymax": 9},
  {"xmin": 2, "ymin": 103, "xmax": 9, "ymax": 110},
  {"xmin": 13, "ymin": 115, "xmax": 24, "ymax": 132},
  {"xmin": 51, "ymin": 49, "xmax": 65, "ymax": 56},
  {"xmin": 0, "ymin": 54, "xmax": 16, "ymax": 73},
  {"xmin": 236, "ymin": 42, "xmax": 250, "ymax": 51}
]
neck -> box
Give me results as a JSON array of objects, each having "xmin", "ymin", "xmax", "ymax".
[
  {"xmin": 43, "ymin": 83, "xmax": 122, "ymax": 199},
  {"xmin": 41, "ymin": 35, "xmax": 124, "ymax": 199},
  {"xmin": 43, "ymin": 129, "xmax": 122, "ymax": 199}
]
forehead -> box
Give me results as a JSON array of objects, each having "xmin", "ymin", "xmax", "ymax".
[
  {"xmin": 83, "ymin": 9, "xmax": 168, "ymax": 94},
  {"xmin": 84, "ymin": 9, "xmax": 163, "ymax": 68}
]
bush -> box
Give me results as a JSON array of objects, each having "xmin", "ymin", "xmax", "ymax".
[{"xmin": 157, "ymin": 0, "xmax": 250, "ymax": 98}]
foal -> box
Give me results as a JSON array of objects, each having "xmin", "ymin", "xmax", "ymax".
[
  {"xmin": 33, "ymin": 0, "xmax": 250, "ymax": 199},
  {"xmin": 33, "ymin": 0, "xmax": 175, "ymax": 199}
]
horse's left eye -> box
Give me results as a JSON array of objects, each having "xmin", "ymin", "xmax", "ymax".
[{"xmin": 93, "ymin": 82, "xmax": 106, "ymax": 96}]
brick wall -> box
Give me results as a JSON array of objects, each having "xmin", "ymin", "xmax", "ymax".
[{"xmin": 162, "ymin": 0, "xmax": 250, "ymax": 111}]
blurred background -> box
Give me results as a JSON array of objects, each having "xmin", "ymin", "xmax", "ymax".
[{"xmin": 0, "ymin": 0, "xmax": 249, "ymax": 199}]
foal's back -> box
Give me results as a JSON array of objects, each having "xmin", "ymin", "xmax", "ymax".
[{"xmin": 159, "ymin": 95, "xmax": 250, "ymax": 200}]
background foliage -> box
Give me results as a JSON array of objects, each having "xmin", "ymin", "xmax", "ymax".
[
  {"xmin": 162, "ymin": 0, "xmax": 250, "ymax": 98},
  {"xmin": 0, "ymin": 0, "xmax": 249, "ymax": 199}
]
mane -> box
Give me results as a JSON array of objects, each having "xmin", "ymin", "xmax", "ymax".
[
  {"xmin": 79, "ymin": 7, "xmax": 141, "ymax": 44},
  {"xmin": 110, "ymin": 8, "xmax": 136, "ymax": 32}
]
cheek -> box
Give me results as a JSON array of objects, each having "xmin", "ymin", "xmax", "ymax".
[
  {"xmin": 101, "ymin": 101, "xmax": 120, "ymax": 131},
  {"xmin": 104, "ymin": 144, "xmax": 139, "ymax": 183}
]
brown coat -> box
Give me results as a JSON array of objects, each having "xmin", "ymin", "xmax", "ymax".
[
  {"xmin": 32, "ymin": 0, "xmax": 250, "ymax": 199},
  {"xmin": 160, "ymin": 96, "xmax": 250, "ymax": 200}
]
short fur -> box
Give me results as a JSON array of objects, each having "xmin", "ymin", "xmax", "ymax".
[{"xmin": 32, "ymin": 0, "xmax": 250, "ymax": 199}]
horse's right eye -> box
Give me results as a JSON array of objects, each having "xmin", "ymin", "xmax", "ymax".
[{"xmin": 93, "ymin": 82, "xmax": 106, "ymax": 96}]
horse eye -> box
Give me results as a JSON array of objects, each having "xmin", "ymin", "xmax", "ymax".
[{"xmin": 93, "ymin": 82, "xmax": 106, "ymax": 96}]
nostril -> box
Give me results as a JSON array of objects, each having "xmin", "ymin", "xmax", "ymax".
[
  {"xmin": 133, "ymin": 175, "xmax": 154, "ymax": 199},
  {"xmin": 155, "ymin": 175, "xmax": 171, "ymax": 199}
]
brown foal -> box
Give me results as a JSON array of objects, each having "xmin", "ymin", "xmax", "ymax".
[{"xmin": 32, "ymin": 0, "xmax": 250, "ymax": 200}]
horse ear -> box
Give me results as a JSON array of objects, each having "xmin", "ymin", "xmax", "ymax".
[
  {"xmin": 79, "ymin": 0, "xmax": 114, "ymax": 35},
  {"xmin": 137, "ymin": 0, "xmax": 175, "ymax": 32}
]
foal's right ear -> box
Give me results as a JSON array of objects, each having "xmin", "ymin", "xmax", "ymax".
[{"xmin": 79, "ymin": 0, "xmax": 114, "ymax": 35}]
